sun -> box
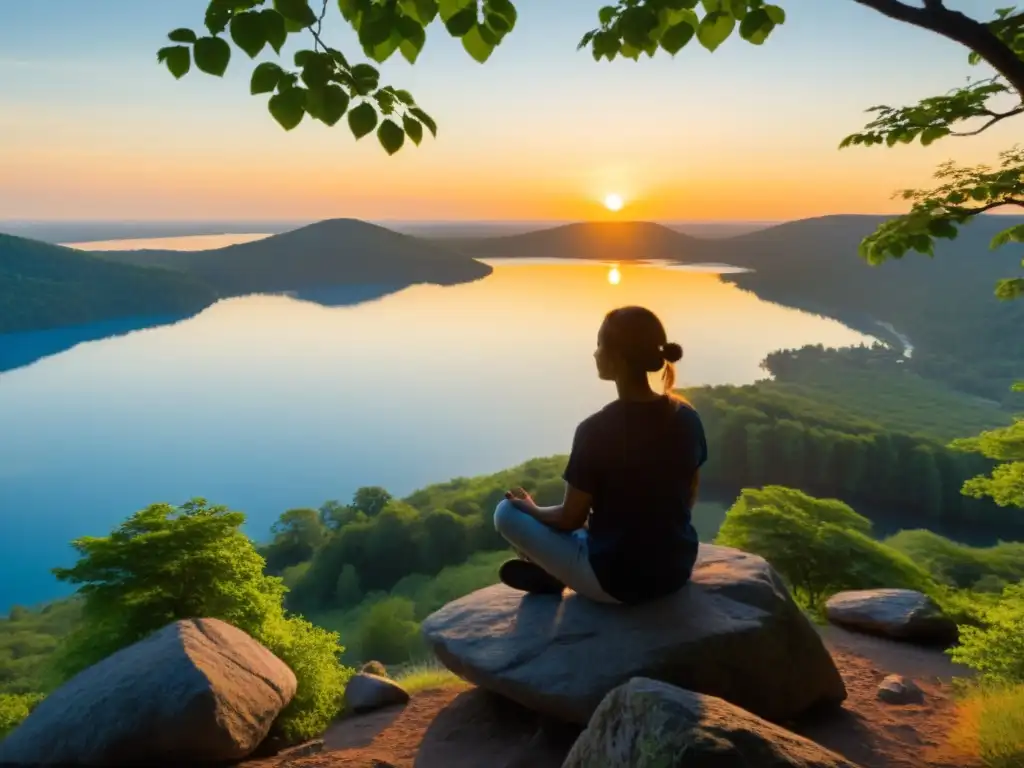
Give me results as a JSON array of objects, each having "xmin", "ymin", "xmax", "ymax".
[
  {"xmin": 607, "ymin": 265, "xmax": 622, "ymax": 285},
  {"xmin": 603, "ymin": 193, "xmax": 624, "ymax": 212}
]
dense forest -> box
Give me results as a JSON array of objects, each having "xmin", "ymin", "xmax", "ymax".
[
  {"xmin": 720, "ymin": 215, "xmax": 1024, "ymax": 405},
  {"xmin": 0, "ymin": 235, "xmax": 215, "ymax": 334}
]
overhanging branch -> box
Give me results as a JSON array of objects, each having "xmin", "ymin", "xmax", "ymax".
[{"xmin": 852, "ymin": 0, "xmax": 1024, "ymax": 99}]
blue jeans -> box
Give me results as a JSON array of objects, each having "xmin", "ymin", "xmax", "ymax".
[{"xmin": 493, "ymin": 500, "xmax": 619, "ymax": 604}]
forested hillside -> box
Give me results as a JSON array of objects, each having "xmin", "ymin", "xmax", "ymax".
[{"xmin": 0, "ymin": 235, "xmax": 216, "ymax": 333}]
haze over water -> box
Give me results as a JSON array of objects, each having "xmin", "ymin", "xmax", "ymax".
[{"xmin": 0, "ymin": 236, "xmax": 873, "ymax": 611}]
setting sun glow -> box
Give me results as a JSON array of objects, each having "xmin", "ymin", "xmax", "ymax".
[
  {"xmin": 604, "ymin": 194, "xmax": 624, "ymax": 212},
  {"xmin": 607, "ymin": 265, "xmax": 622, "ymax": 285}
]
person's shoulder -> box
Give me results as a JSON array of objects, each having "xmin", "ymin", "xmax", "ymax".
[
  {"xmin": 577, "ymin": 401, "xmax": 619, "ymax": 433},
  {"xmin": 672, "ymin": 398, "xmax": 704, "ymax": 427}
]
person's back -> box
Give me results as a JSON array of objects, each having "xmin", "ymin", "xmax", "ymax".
[
  {"xmin": 567, "ymin": 395, "xmax": 706, "ymax": 604},
  {"xmin": 493, "ymin": 305, "xmax": 709, "ymax": 606}
]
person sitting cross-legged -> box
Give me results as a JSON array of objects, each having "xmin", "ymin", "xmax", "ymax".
[{"xmin": 493, "ymin": 305, "xmax": 708, "ymax": 606}]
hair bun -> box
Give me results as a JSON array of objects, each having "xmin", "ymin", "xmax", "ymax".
[{"xmin": 662, "ymin": 342, "xmax": 683, "ymax": 363}]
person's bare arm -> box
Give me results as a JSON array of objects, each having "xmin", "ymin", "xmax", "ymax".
[{"xmin": 506, "ymin": 484, "xmax": 592, "ymax": 531}]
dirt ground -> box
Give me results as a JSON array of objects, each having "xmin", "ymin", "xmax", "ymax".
[{"xmin": 247, "ymin": 626, "xmax": 980, "ymax": 768}]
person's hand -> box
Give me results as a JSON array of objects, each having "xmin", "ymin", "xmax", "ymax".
[{"xmin": 505, "ymin": 487, "xmax": 538, "ymax": 515}]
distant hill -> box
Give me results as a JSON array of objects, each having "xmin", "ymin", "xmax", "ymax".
[
  {"xmin": 435, "ymin": 221, "xmax": 713, "ymax": 263},
  {"xmin": 716, "ymin": 214, "xmax": 1024, "ymax": 403},
  {"xmin": 0, "ymin": 234, "xmax": 216, "ymax": 334},
  {"xmin": 97, "ymin": 218, "xmax": 492, "ymax": 295},
  {"xmin": 432, "ymin": 213, "xmax": 1024, "ymax": 404}
]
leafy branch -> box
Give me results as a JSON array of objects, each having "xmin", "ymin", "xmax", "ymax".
[
  {"xmin": 839, "ymin": 80, "xmax": 1022, "ymax": 150},
  {"xmin": 161, "ymin": 0, "xmax": 788, "ymax": 153},
  {"xmin": 858, "ymin": 148, "xmax": 1024, "ymax": 301},
  {"xmin": 576, "ymin": 0, "xmax": 785, "ymax": 61}
]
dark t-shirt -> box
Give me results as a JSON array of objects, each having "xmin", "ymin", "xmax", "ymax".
[{"xmin": 563, "ymin": 396, "xmax": 708, "ymax": 604}]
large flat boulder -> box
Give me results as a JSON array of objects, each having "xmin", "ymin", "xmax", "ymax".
[
  {"xmin": 0, "ymin": 618, "xmax": 297, "ymax": 766},
  {"xmin": 563, "ymin": 678, "xmax": 860, "ymax": 768},
  {"xmin": 421, "ymin": 544, "xmax": 846, "ymax": 725},
  {"xmin": 824, "ymin": 589, "xmax": 957, "ymax": 645}
]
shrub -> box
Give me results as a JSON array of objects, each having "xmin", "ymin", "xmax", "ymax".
[
  {"xmin": 950, "ymin": 683, "xmax": 1024, "ymax": 768},
  {"xmin": 0, "ymin": 693, "xmax": 44, "ymax": 738},
  {"xmin": 356, "ymin": 597, "xmax": 424, "ymax": 665},
  {"xmin": 49, "ymin": 499, "xmax": 353, "ymax": 742},
  {"xmin": 716, "ymin": 486, "xmax": 934, "ymax": 609},
  {"xmin": 950, "ymin": 581, "xmax": 1024, "ymax": 685}
]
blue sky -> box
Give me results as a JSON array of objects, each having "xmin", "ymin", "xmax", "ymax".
[{"xmin": 0, "ymin": 1, "xmax": 1017, "ymax": 221}]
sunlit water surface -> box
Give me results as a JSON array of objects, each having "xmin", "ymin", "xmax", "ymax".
[{"xmin": 0, "ymin": 236, "xmax": 873, "ymax": 610}]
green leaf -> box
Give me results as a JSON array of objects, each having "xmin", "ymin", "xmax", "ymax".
[
  {"xmin": 486, "ymin": 12, "xmax": 511, "ymax": 33},
  {"xmin": 194, "ymin": 36, "xmax": 231, "ymax": 76},
  {"xmin": 764, "ymin": 4, "xmax": 785, "ymax": 23},
  {"xmin": 438, "ymin": 0, "xmax": 473, "ymax": 22},
  {"xmin": 351, "ymin": 63, "xmax": 380, "ymax": 94},
  {"xmin": 403, "ymin": 114, "xmax": 424, "ymax": 145},
  {"xmin": 486, "ymin": 0, "xmax": 517, "ymax": 27},
  {"xmin": 598, "ymin": 5, "xmax": 616, "ymax": 25},
  {"xmin": 348, "ymin": 102, "xmax": 379, "ymax": 139},
  {"xmin": 251, "ymin": 61, "xmax": 284, "ymax": 94},
  {"xmin": 445, "ymin": 7, "xmax": 477, "ymax": 36},
  {"xmin": 738, "ymin": 7, "xmax": 773, "ymax": 44},
  {"xmin": 230, "ymin": 12, "xmax": 267, "ymax": 58},
  {"xmin": 268, "ymin": 88, "xmax": 307, "ymax": 130},
  {"xmin": 367, "ymin": 29, "xmax": 403, "ymax": 62},
  {"xmin": 261, "ymin": 9, "xmax": 288, "ymax": 52},
  {"xmin": 727, "ymin": 0, "xmax": 747, "ymax": 18},
  {"xmin": 399, "ymin": 0, "xmax": 440, "ymax": 25},
  {"xmin": 697, "ymin": 10, "xmax": 734, "ymax": 51},
  {"xmin": 320, "ymin": 84, "xmax": 351, "ymax": 126},
  {"xmin": 661, "ymin": 21, "xmax": 696, "ymax": 54},
  {"xmin": 927, "ymin": 218, "xmax": 958, "ymax": 239},
  {"xmin": 158, "ymin": 46, "xmax": 191, "ymax": 79},
  {"xmin": 462, "ymin": 24, "xmax": 496, "ymax": 62},
  {"xmin": 168, "ymin": 28, "xmax": 198, "ymax": 44},
  {"xmin": 409, "ymin": 106, "xmax": 437, "ymax": 136},
  {"xmin": 392, "ymin": 88, "xmax": 415, "ymax": 105},
  {"xmin": 377, "ymin": 119, "xmax": 405, "ymax": 155},
  {"xmin": 919, "ymin": 126, "xmax": 950, "ymax": 146},
  {"xmin": 274, "ymin": 0, "xmax": 317, "ymax": 26},
  {"xmin": 398, "ymin": 17, "xmax": 427, "ymax": 63},
  {"xmin": 991, "ymin": 224, "xmax": 1024, "ymax": 248}
]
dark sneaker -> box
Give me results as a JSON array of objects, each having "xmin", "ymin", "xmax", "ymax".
[{"xmin": 499, "ymin": 559, "xmax": 565, "ymax": 595}]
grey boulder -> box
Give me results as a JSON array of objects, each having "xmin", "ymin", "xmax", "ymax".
[
  {"xmin": 421, "ymin": 544, "xmax": 846, "ymax": 725},
  {"xmin": 0, "ymin": 618, "xmax": 297, "ymax": 766},
  {"xmin": 344, "ymin": 672, "xmax": 410, "ymax": 714},
  {"xmin": 876, "ymin": 674, "xmax": 924, "ymax": 705},
  {"xmin": 563, "ymin": 678, "xmax": 860, "ymax": 768},
  {"xmin": 825, "ymin": 589, "xmax": 957, "ymax": 645}
]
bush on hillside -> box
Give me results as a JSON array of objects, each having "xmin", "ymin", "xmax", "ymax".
[
  {"xmin": 49, "ymin": 499, "xmax": 352, "ymax": 742},
  {"xmin": 885, "ymin": 529, "xmax": 1024, "ymax": 592},
  {"xmin": 716, "ymin": 486, "xmax": 934, "ymax": 609},
  {"xmin": 355, "ymin": 597, "xmax": 425, "ymax": 665},
  {"xmin": 0, "ymin": 693, "xmax": 44, "ymax": 738},
  {"xmin": 950, "ymin": 581, "xmax": 1024, "ymax": 685}
]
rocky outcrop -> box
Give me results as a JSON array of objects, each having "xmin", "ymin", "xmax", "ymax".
[
  {"xmin": 825, "ymin": 589, "xmax": 957, "ymax": 645},
  {"xmin": 876, "ymin": 674, "xmax": 924, "ymax": 705},
  {"xmin": 563, "ymin": 678, "xmax": 860, "ymax": 768},
  {"xmin": 0, "ymin": 618, "xmax": 296, "ymax": 766},
  {"xmin": 344, "ymin": 672, "xmax": 411, "ymax": 714},
  {"xmin": 421, "ymin": 544, "xmax": 846, "ymax": 725}
]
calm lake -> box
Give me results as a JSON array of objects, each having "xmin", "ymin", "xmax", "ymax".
[{"xmin": 0, "ymin": 235, "xmax": 873, "ymax": 611}]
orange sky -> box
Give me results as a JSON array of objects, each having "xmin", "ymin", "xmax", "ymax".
[{"xmin": 1, "ymin": 0, "xmax": 1018, "ymax": 221}]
